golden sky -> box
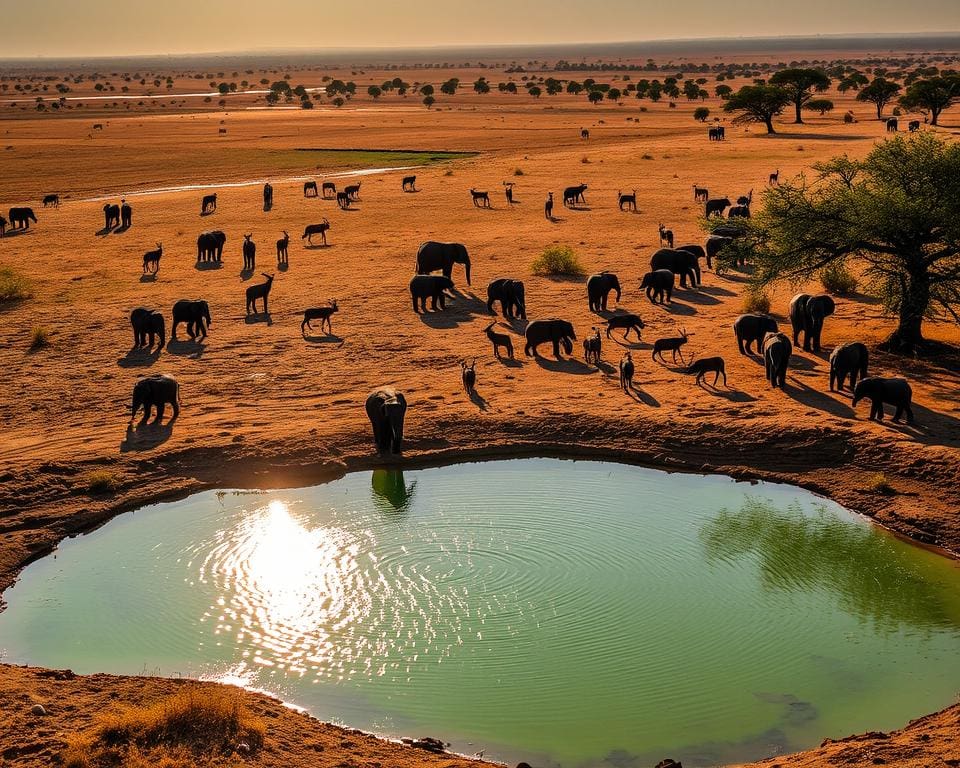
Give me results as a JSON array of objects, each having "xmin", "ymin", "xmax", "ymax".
[{"xmin": 2, "ymin": 0, "xmax": 958, "ymax": 58}]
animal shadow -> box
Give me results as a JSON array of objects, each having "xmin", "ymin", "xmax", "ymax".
[
  {"xmin": 533, "ymin": 355, "xmax": 595, "ymax": 375},
  {"xmin": 495, "ymin": 355, "xmax": 523, "ymax": 368},
  {"xmin": 120, "ymin": 420, "xmax": 175, "ymax": 452},
  {"xmin": 626, "ymin": 384, "xmax": 660, "ymax": 407},
  {"xmin": 1, "ymin": 228, "xmax": 34, "ymax": 239},
  {"xmin": 416, "ymin": 291, "xmax": 489, "ymax": 329},
  {"xmin": 698, "ymin": 382, "xmax": 756, "ymax": 402},
  {"xmin": 681, "ymin": 290, "xmax": 720, "ymax": 306},
  {"xmin": 784, "ymin": 379, "xmax": 855, "ymax": 418},
  {"xmin": 245, "ymin": 312, "xmax": 272, "ymax": 326},
  {"xmin": 113, "ymin": 224, "xmax": 130, "ymax": 235},
  {"xmin": 167, "ymin": 339, "xmax": 206, "ymax": 359},
  {"xmin": 277, "ymin": 262, "xmax": 289, "ymax": 272},
  {"xmin": 95, "ymin": 226, "xmax": 116, "ymax": 237},
  {"xmin": 660, "ymin": 301, "xmax": 696, "ymax": 316},
  {"xmin": 195, "ymin": 260, "xmax": 223, "ymax": 271},
  {"xmin": 469, "ymin": 389, "xmax": 489, "ymax": 411},
  {"xmin": 139, "ymin": 274, "xmax": 157, "ymax": 283},
  {"xmin": 117, "ymin": 347, "xmax": 162, "ymax": 368},
  {"xmin": 304, "ymin": 243, "xmax": 332, "ymax": 250},
  {"xmin": 240, "ymin": 269, "xmax": 255, "ymax": 280},
  {"xmin": 303, "ymin": 333, "xmax": 344, "ymax": 345}
]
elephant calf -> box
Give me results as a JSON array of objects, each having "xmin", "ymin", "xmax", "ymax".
[
  {"xmin": 734, "ymin": 314, "xmax": 778, "ymax": 355},
  {"xmin": 410, "ymin": 275, "xmax": 455, "ymax": 312},
  {"xmin": 130, "ymin": 307, "xmax": 165, "ymax": 350},
  {"xmin": 763, "ymin": 332, "xmax": 792, "ymax": 389},
  {"xmin": 172, "ymin": 299, "xmax": 212, "ymax": 341},
  {"xmin": 587, "ymin": 272, "xmax": 621, "ymax": 312},
  {"xmin": 525, "ymin": 318, "xmax": 576, "ymax": 358},
  {"xmin": 130, "ymin": 373, "xmax": 180, "ymax": 425},
  {"xmin": 487, "ymin": 278, "xmax": 526, "ymax": 320},
  {"xmin": 365, "ymin": 388, "xmax": 407, "ymax": 454},
  {"xmin": 829, "ymin": 342, "xmax": 868, "ymax": 392},
  {"xmin": 640, "ymin": 269, "xmax": 674, "ymax": 305},
  {"xmin": 853, "ymin": 377, "xmax": 914, "ymax": 423},
  {"xmin": 789, "ymin": 293, "xmax": 836, "ymax": 352}
]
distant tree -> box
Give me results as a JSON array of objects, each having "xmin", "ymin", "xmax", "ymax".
[
  {"xmin": 528, "ymin": 86, "xmax": 542, "ymax": 98},
  {"xmin": 301, "ymin": 99, "xmax": 314, "ymax": 109},
  {"xmin": 332, "ymin": 96, "xmax": 345, "ymax": 108},
  {"xmin": 588, "ymin": 90, "xmax": 605, "ymax": 105},
  {"xmin": 367, "ymin": 85, "xmax": 382, "ymax": 99},
  {"xmin": 270, "ymin": 81, "xmax": 291, "ymax": 94},
  {"xmin": 423, "ymin": 95, "xmax": 435, "ymax": 108},
  {"xmin": 804, "ymin": 98, "xmax": 835, "ymax": 115},
  {"xmin": 440, "ymin": 78, "xmax": 459, "ymax": 96},
  {"xmin": 606, "ymin": 87, "xmax": 621, "ymax": 101},
  {"xmin": 769, "ymin": 68, "xmax": 831, "ymax": 123},
  {"xmin": 693, "ymin": 106, "xmax": 710, "ymax": 122},
  {"xmin": 473, "ymin": 78, "xmax": 490, "ymax": 94},
  {"xmin": 566, "ymin": 81, "xmax": 583, "ymax": 95},
  {"xmin": 723, "ymin": 85, "xmax": 792, "ymax": 134},
  {"xmin": 420, "ymin": 84, "xmax": 435, "ymax": 97},
  {"xmin": 260, "ymin": 78, "xmax": 269, "ymax": 86},
  {"xmin": 899, "ymin": 76, "xmax": 960, "ymax": 126},
  {"xmin": 856, "ymin": 77, "xmax": 902, "ymax": 119},
  {"xmin": 265, "ymin": 91, "xmax": 279, "ymax": 106}
]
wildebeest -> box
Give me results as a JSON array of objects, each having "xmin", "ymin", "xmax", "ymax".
[
  {"xmin": 322, "ymin": 181, "xmax": 336, "ymax": 199},
  {"xmin": 470, "ymin": 189, "xmax": 491, "ymax": 208},
  {"xmin": 246, "ymin": 273, "xmax": 274, "ymax": 315},
  {"xmin": 218, "ymin": 128, "xmax": 227, "ymax": 135},
  {"xmin": 484, "ymin": 322, "xmax": 514, "ymax": 359},
  {"xmin": 886, "ymin": 118, "xmax": 898, "ymax": 132},
  {"xmin": 402, "ymin": 175, "xmax": 417, "ymax": 192},
  {"xmin": 705, "ymin": 197, "xmax": 731, "ymax": 217},
  {"xmin": 8, "ymin": 207, "xmax": 37, "ymax": 231},
  {"xmin": 93, "ymin": 123, "xmax": 104, "ymax": 130},
  {"xmin": 304, "ymin": 181, "xmax": 319, "ymax": 198},
  {"xmin": 120, "ymin": 200, "xmax": 132, "ymax": 228},
  {"xmin": 605, "ymin": 313, "xmax": 644, "ymax": 340},
  {"xmin": 728, "ymin": 205, "xmax": 751, "ymax": 219},
  {"xmin": 618, "ymin": 190, "xmax": 637, "ymax": 211},
  {"xmin": 345, "ymin": 182, "xmax": 361, "ymax": 200},
  {"xmin": 652, "ymin": 328, "xmax": 689, "ymax": 363},
  {"xmin": 0, "ymin": 215, "xmax": 6, "ymax": 238},
  {"xmin": 201, "ymin": 193, "xmax": 217, "ymax": 214},
  {"xmin": 692, "ymin": 185, "xmax": 708, "ymax": 202},
  {"xmin": 103, "ymin": 203, "xmax": 120, "ymax": 230},
  {"xmin": 563, "ymin": 184, "xmax": 588, "ymax": 208},
  {"xmin": 336, "ymin": 191, "xmax": 351, "ymax": 209},
  {"xmin": 686, "ymin": 356, "xmax": 727, "ymax": 386},
  {"xmin": 142, "ymin": 243, "xmax": 162, "ymax": 274},
  {"xmin": 708, "ymin": 126, "xmax": 725, "ymax": 141},
  {"xmin": 42, "ymin": 194, "xmax": 60, "ymax": 208},
  {"xmin": 301, "ymin": 300, "xmax": 338, "ymax": 335},
  {"xmin": 302, "ymin": 219, "xmax": 330, "ymax": 246},
  {"xmin": 242, "ymin": 234, "xmax": 256, "ymax": 272},
  {"xmin": 658, "ymin": 222, "xmax": 674, "ymax": 248},
  {"xmin": 276, "ymin": 231, "xmax": 290, "ymax": 265}
]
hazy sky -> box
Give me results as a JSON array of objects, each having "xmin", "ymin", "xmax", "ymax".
[{"xmin": 2, "ymin": 0, "xmax": 958, "ymax": 58}]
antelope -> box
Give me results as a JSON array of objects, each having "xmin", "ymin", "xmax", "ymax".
[
  {"xmin": 619, "ymin": 352, "xmax": 635, "ymax": 390},
  {"xmin": 402, "ymin": 175, "xmax": 417, "ymax": 192},
  {"xmin": 692, "ymin": 185, "xmax": 709, "ymax": 202},
  {"xmin": 336, "ymin": 192, "xmax": 351, "ymax": 209},
  {"xmin": 658, "ymin": 223, "xmax": 674, "ymax": 248},
  {"xmin": 470, "ymin": 189, "xmax": 491, "ymax": 208},
  {"xmin": 461, "ymin": 359, "xmax": 477, "ymax": 393},
  {"xmin": 503, "ymin": 182, "xmax": 515, "ymax": 205},
  {"xmin": 583, "ymin": 328, "xmax": 602, "ymax": 365},
  {"xmin": 142, "ymin": 243, "xmax": 162, "ymax": 274},
  {"xmin": 301, "ymin": 300, "xmax": 338, "ymax": 335},
  {"xmin": 618, "ymin": 190, "xmax": 637, "ymax": 212},
  {"xmin": 245, "ymin": 273, "xmax": 274, "ymax": 315},
  {"xmin": 321, "ymin": 181, "xmax": 336, "ymax": 198},
  {"xmin": 276, "ymin": 231, "xmax": 290, "ymax": 265},
  {"xmin": 301, "ymin": 219, "xmax": 330, "ymax": 245},
  {"xmin": 242, "ymin": 234, "xmax": 256, "ymax": 271},
  {"xmin": 344, "ymin": 182, "xmax": 361, "ymax": 200},
  {"xmin": 769, "ymin": 169, "xmax": 780, "ymax": 186},
  {"xmin": 652, "ymin": 327, "xmax": 690, "ymax": 364},
  {"xmin": 42, "ymin": 194, "xmax": 60, "ymax": 208},
  {"xmin": 544, "ymin": 192, "xmax": 554, "ymax": 220},
  {"xmin": 484, "ymin": 322, "xmax": 514, "ymax": 359}
]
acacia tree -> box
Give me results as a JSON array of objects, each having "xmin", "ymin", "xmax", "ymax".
[
  {"xmin": 769, "ymin": 68, "xmax": 831, "ymax": 123},
  {"xmin": 804, "ymin": 98, "xmax": 834, "ymax": 115},
  {"xmin": 721, "ymin": 134, "xmax": 960, "ymax": 354},
  {"xmin": 723, "ymin": 85, "xmax": 791, "ymax": 134},
  {"xmin": 856, "ymin": 77, "xmax": 901, "ymax": 119},
  {"xmin": 899, "ymin": 76, "xmax": 960, "ymax": 126}
]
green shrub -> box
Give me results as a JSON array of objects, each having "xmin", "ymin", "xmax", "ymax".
[
  {"xmin": 532, "ymin": 245, "xmax": 585, "ymax": 277},
  {"xmin": 85, "ymin": 471, "xmax": 120, "ymax": 495},
  {"xmin": 29, "ymin": 325, "xmax": 50, "ymax": 349},
  {"xmin": 0, "ymin": 267, "xmax": 33, "ymax": 303},
  {"xmin": 868, "ymin": 473, "xmax": 895, "ymax": 495},
  {"xmin": 820, "ymin": 263, "xmax": 859, "ymax": 295},
  {"xmin": 741, "ymin": 290, "xmax": 771, "ymax": 314}
]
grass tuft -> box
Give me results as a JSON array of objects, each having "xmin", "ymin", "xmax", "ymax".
[
  {"xmin": 30, "ymin": 325, "xmax": 51, "ymax": 350},
  {"xmin": 741, "ymin": 290, "xmax": 771, "ymax": 314},
  {"xmin": 868, "ymin": 473, "xmax": 896, "ymax": 496},
  {"xmin": 85, "ymin": 471, "xmax": 120, "ymax": 496},
  {"xmin": 820, "ymin": 263, "xmax": 859, "ymax": 296},
  {"xmin": 0, "ymin": 267, "xmax": 33, "ymax": 303},
  {"xmin": 513, "ymin": 167, "xmax": 524, "ymax": 176},
  {"xmin": 532, "ymin": 245, "xmax": 586, "ymax": 277}
]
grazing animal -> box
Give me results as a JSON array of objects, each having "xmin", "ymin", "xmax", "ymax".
[
  {"xmin": 301, "ymin": 301, "xmax": 338, "ymax": 335},
  {"xmin": 172, "ymin": 299, "xmax": 211, "ymax": 340},
  {"xmin": 524, "ymin": 318, "xmax": 576, "ymax": 358},
  {"xmin": 120, "ymin": 200, "xmax": 132, "ymax": 228},
  {"xmin": 909, "ymin": 120, "xmax": 921, "ymax": 132},
  {"xmin": 692, "ymin": 185, "xmax": 709, "ymax": 202},
  {"xmin": 562, "ymin": 184, "xmax": 588, "ymax": 207},
  {"xmin": 242, "ymin": 234, "xmax": 256, "ymax": 272},
  {"xmin": 652, "ymin": 247, "xmax": 701, "ymax": 288},
  {"xmin": 605, "ymin": 313, "xmax": 644, "ymax": 340},
  {"xmin": 545, "ymin": 192, "xmax": 554, "ymax": 220},
  {"xmin": 365, "ymin": 388, "xmax": 407, "ymax": 454},
  {"xmin": 416, "ymin": 241, "xmax": 471, "ymax": 285},
  {"xmin": 344, "ymin": 182, "xmax": 361, "ymax": 200},
  {"xmin": 829, "ymin": 342, "xmax": 869, "ymax": 392},
  {"xmin": 652, "ymin": 328, "xmax": 689, "ymax": 364},
  {"xmin": 705, "ymin": 235, "xmax": 733, "ymax": 269},
  {"xmin": 42, "ymin": 194, "xmax": 60, "ymax": 208},
  {"xmin": 886, "ymin": 118, "xmax": 898, "ymax": 132},
  {"xmin": 0, "ymin": 215, "xmax": 6, "ymax": 237},
  {"xmin": 583, "ymin": 328, "xmax": 602, "ymax": 365},
  {"xmin": 130, "ymin": 374, "xmax": 180, "ymax": 425},
  {"xmin": 402, "ymin": 175, "xmax": 417, "ymax": 192},
  {"xmin": 304, "ymin": 181, "xmax": 319, "ymax": 198},
  {"xmin": 736, "ymin": 189, "xmax": 754, "ymax": 207},
  {"xmin": 763, "ymin": 332, "xmax": 792, "ymax": 389},
  {"xmin": 708, "ymin": 126, "xmax": 726, "ymax": 141},
  {"xmin": 245, "ymin": 273, "xmax": 274, "ymax": 315},
  {"xmin": 218, "ymin": 128, "xmax": 227, "ymax": 135},
  {"xmin": 103, "ymin": 203, "xmax": 120, "ymax": 229},
  {"xmin": 276, "ymin": 231, "xmax": 290, "ymax": 265},
  {"xmin": 321, "ymin": 181, "xmax": 336, "ymax": 199},
  {"xmin": 728, "ymin": 205, "xmax": 751, "ymax": 219},
  {"xmin": 853, "ymin": 377, "xmax": 913, "ymax": 423},
  {"xmin": 769, "ymin": 169, "xmax": 780, "ymax": 185},
  {"xmin": 201, "ymin": 193, "xmax": 217, "ymax": 214},
  {"xmin": 197, "ymin": 230, "xmax": 226, "ymax": 263},
  {"xmin": 301, "ymin": 219, "xmax": 330, "ymax": 246},
  {"xmin": 587, "ymin": 272, "xmax": 621, "ymax": 312},
  {"xmin": 618, "ymin": 190, "xmax": 637, "ymax": 211},
  {"xmin": 410, "ymin": 275, "xmax": 455, "ymax": 312},
  {"xmin": 470, "ymin": 188, "xmax": 492, "ymax": 208},
  {"xmin": 461, "ymin": 359, "xmax": 477, "ymax": 394},
  {"xmin": 93, "ymin": 123, "xmax": 103, "ymax": 130},
  {"xmin": 487, "ymin": 278, "xmax": 526, "ymax": 320},
  {"xmin": 142, "ymin": 243, "xmax": 162, "ymax": 274},
  {"xmin": 8, "ymin": 207, "xmax": 37, "ymax": 230},
  {"xmin": 686, "ymin": 356, "xmax": 726, "ymax": 386},
  {"xmin": 130, "ymin": 307, "xmax": 166, "ymax": 350},
  {"xmin": 658, "ymin": 222, "xmax": 674, "ymax": 248},
  {"xmin": 484, "ymin": 322, "xmax": 514, "ymax": 359},
  {"xmin": 619, "ymin": 352, "xmax": 635, "ymax": 390},
  {"xmin": 263, "ymin": 183, "xmax": 273, "ymax": 210},
  {"xmin": 733, "ymin": 313, "xmax": 779, "ymax": 355},
  {"xmin": 336, "ymin": 191, "xmax": 351, "ymax": 209},
  {"xmin": 580, "ymin": 128, "xmax": 590, "ymax": 139},
  {"xmin": 640, "ymin": 269, "xmax": 675, "ymax": 304},
  {"xmin": 676, "ymin": 244, "xmax": 706, "ymax": 275},
  {"xmin": 504, "ymin": 182, "xmax": 515, "ymax": 205},
  {"xmin": 789, "ymin": 293, "xmax": 836, "ymax": 352},
  {"xmin": 705, "ymin": 197, "xmax": 731, "ymax": 217}
]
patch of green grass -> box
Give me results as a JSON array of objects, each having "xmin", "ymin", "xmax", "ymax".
[
  {"xmin": 288, "ymin": 148, "xmax": 475, "ymax": 169},
  {"xmin": 0, "ymin": 267, "xmax": 33, "ymax": 303},
  {"xmin": 532, "ymin": 245, "xmax": 586, "ymax": 277}
]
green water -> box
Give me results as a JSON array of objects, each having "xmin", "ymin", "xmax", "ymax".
[{"xmin": 1, "ymin": 459, "xmax": 959, "ymax": 767}]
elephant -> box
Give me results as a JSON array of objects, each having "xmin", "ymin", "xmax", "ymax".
[
  {"xmin": 763, "ymin": 331, "xmax": 792, "ymax": 389},
  {"xmin": 705, "ymin": 235, "xmax": 732, "ymax": 269},
  {"xmin": 676, "ymin": 244, "xmax": 706, "ymax": 274},
  {"xmin": 120, "ymin": 201, "xmax": 132, "ymax": 228},
  {"xmin": 640, "ymin": 269, "xmax": 674, "ymax": 304},
  {"xmin": 8, "ymin": 207, "xmax": 37, "ymax": 230},
  {"xmin": 365, "ymin": 388, "xmax": 407, "ymax": 454},
  {"xmin": 789, "ymin": 293, "xmax": 836, "ymax": 352},
  {"xmin": 524, "ymin": 318, "xmax": 576, "ymax": 358},
  {"xmin": 487, "ymin": 278, "xmax": 526, "ymax": 319},
  {"xmin": 853, "ymin": 377, "xmax": 914, "ymax": 423},
  {"xmin": 829, "ymin": 342, "xmax": 869, "ymax": 392},
  {"xmin": 130, "ymin": 307, "xmax": 166, "ymax": 350},
  {"xmin": 171, "ymin": 299, "xmax": 211, "ymax": 340},
  {"xmin": 130, "ymin": 373, "xmax": 180, "ymax": 425},
  {"xmin": 587, "ymin": 272, "xmax": 621, "ymax": 311},
  {"xmin": 734, "ymin": 314, "xmax": 779, "ymax": 355},
  {"xmin": 103, "ymin": 203, "xmax": 120, "ymax": 229},
  {"xmin": 415, "ymin": 241, "xmax": 471, "ymax": 285},
  {"xmin": 650, "ymin": 248, "xmax": 699, "ymax": 288},
  {"xmin": 705, "ymin": 197, "xmax": 731, "ymax": 217},
  {"xmin": 410, "ymin": 275, "xmax": 455, "ymax": 312},
  {"xmin": 197, "ymin": 230, "xmax": 227, "ymax": 262},
  {"xmin": 0, "ymin": 215, "xmax": 5, "ymax": 237}
]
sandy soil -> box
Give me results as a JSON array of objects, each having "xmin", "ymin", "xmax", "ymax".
[{"xmin": 0, "ymin": 54, "xmax": 958, "ymax": 767}]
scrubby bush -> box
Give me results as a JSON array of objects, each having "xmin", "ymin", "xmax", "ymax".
[
  {"xmin": 868, "ymin": 473, "xmax": 896, "ymax": 495},
  {"xmin": 741, "ymin": 290, "xmax": 771, "ymax": 314},
  {"xmin": 85, "ymin": 471, "xmax": 119, "ymax": 495},
  {"xmin": 29, "ymin": 325, "xmax": 50, "ymax": 349},
  {"xmin": 693, "ymin": 107, "xmax": 710, "ymax": 122},
  {"xmin": 532, "ymin": 245, "xmax": 586, "ymax": 277},
  {"xmin": 820, "ymin": 263, "xmax": 859, "ymax": 295},
  {"xmin": 0, "ymin": 267, "xmax": 33, "ymax": 303}
]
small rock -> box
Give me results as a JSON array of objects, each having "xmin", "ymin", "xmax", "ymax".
[
  {"xmin": 236, "ymin": 742, "xmax": 251, "ymax": 755},
  {"xmin": 30, "ymin": 704, "xmax": 47, "ymax": 716}
]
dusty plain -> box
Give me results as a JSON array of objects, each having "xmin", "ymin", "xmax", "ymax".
[{"xmin": 0, "ymin": 49, "xmax": 959, "ymax": 767}]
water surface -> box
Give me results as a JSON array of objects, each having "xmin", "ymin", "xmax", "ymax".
[{"xmin": 2, "ymin": 459, "xmax": 958, "ymax": 767}]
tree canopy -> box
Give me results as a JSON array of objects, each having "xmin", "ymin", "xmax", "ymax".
[
  {"xmin": 899, "ymin": 76, "xmax": 960, "ymax": 126},
  {"xmin": 769, "ymin": 68, "xmax": 831, "ymax": 124},
  {"xmin": 856, "ymin": 77, "xmax": 902, "ymax": 119},
  {"xmin": 714, "ymin": 134, "xmax": 960, "ymax": 353},
  {"xmin": 723, "ymin": 85, "xmax": 791, "ymax": 134}
]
